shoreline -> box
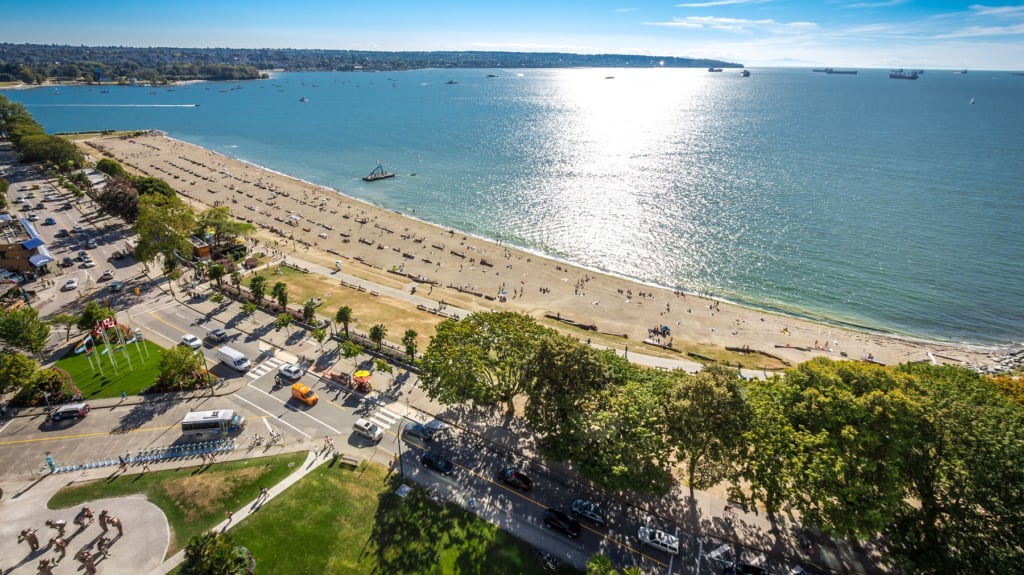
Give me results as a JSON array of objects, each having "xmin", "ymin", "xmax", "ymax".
[{"xmin": 80, "ymin": 131, "xmax": 1006, "ymax": 370}]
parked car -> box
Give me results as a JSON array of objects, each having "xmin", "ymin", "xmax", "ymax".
[
  {"xmin": 402, "ymin": 422, "xmax": 436, "ymax": 442},
  {"xmin": 47, "ymin": 402, "xmax": 91, "ymax": 422},
  {"xmin": 13, "ymin": 196, "xmax": 24, "ymax": 203},
  {"xmin": 571, "ymin": 499, "xmax": 606, "ymax": 527},
  {"xmin": 62, "ymin": 202, "xmax": 72, "ymax": 210},
  {"xmin": 638, "ymin": 526, "xmax": 680, "ymax": 555},
  {"xmin": 544, "ymin": 508, "xmax": 582, "ymax": 538},
  {"xmin": 85, "ymin": 238, "xmax": 98, "ymax": 249},
  {"xmin": 108, "ymin": 281, "xmax": 124, "ymax": 293},
  {"xmin": 205, "ymin": 328, "xmax": 228, "ymax": 343},
  {"xmin": 81, "ymin": 259, "xmax": 96, "ymax": 268},
  {"xmin": 55, "ymin": 228, "xmax": 70, "ymax": 238},
  {"xmin": 278, "ymin": 363, "xmax": 303, "ymax": 380},
  {"xmin": 180, "ymin": 334, "xmax": 202, "ymax": 350},
  {"xmin": 60, "ymin": 257, "xmax": 74, "ymax": 267},
  {"xmin": 63, "ymin": 277, "xmax": 79, "ymax": 290},
  {"xmin": 723, "ymin": 562, "xmax": 770, "ymax": 575},
  {"xmin": 100, "ymin": 269, "xmax": 114, "ymax": 281},
  {"xmin": 420, "ymin": 451, "xmax": 455, "ymax": 475},
  {"xmin": 290, "ymin": 383, "xmax": 318, "ymax": 406},
  {"xmin": 499, "ymin": 468, "xmax": 533, "ymax": 491},
  {"xmin": 27, "ymin": 213, "xmax": 39, "ymax": 221},
  {"xmin": 72, "ymin": 225, "xmax": 84, "ymax": 234},
  {"xmin": 43, "ymin": 217, "xmax": 56, "ymax": 225}
]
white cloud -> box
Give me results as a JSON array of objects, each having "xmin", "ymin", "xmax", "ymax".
[
  {"xmin": 844, "ymin": 0, "xmax": 909, "ymax": 9},
  {"xmin": 936, "ymin": 23, "xmax": 1024, "ymax": 38},
  {"xmin": 966, "ymin": 4, "xmax": 1024, "ymax": 18},
  {"xmin": 675, "ymin": 0, "xmax": 768, "ymax": 7},
  {"xmin": 647, "ymin": 16, "xmax": 818, "ymax": 34},
  {"xmin": 612, "ymin": 7, "xmax": 636, "ymax": 13}
]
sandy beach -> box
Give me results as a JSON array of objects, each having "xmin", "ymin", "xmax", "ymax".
[{"xmin": 81, "ymin": 131, "xmax": 998, "ymax": 371}]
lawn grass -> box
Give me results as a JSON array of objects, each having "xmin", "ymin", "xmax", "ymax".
[
  {"xmin": 229, "ymin": 460, "xmax": 579, "ymax": 575},
  {"xmin": 47, "ymin": 451, "xmax": 308, "ymax": 554},
  {"xmin": 252, "ymin": 265, "xmax": 440, "ymax": 349},
  {"xmin": 54, "ymin": 339, "xmax": 166, "ymax": 398}
]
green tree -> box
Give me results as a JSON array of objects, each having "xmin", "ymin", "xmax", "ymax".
[
  {"xmin": 209, "ymin": 264, "xmax": 226, "ymax": 290},
  {"xmin": 248, "ymin": 275, "xmax": 267, "ymax": 307},
  {"xmin": 274, "ymin": 313, "xmax": 292, "ymax": 334},
  {"xmin": 401, "ymin": 329, "xmax": 418, "ymax": 362},
  {"xmin": 95, "ymin": 157, "xmax": 129, "ymax": 179},
  {"xmin": 76, "ymin": 301, "xmax": 115, "ymax": 332},
  {"xmin": 133, "ymin": 192, "xmax": 196, "ymax": 271},
  {"xmin": 0, "ymin": 352, "xmax": 38, "ymax": 395},
  {"xmin": 271, "ymin": 281, "xmax": 288, "ymax": 310},
  {"xmin": 334, "ymin": 305, "xmax": 352, "ymax": 338},
  {"xmin": 311, "ymin": 327, "xmax": 327, "ymax": 352},
  {"xmin": 302, "ymin": 298, "xmax": 316, "ymax": 324},
  {"xmin": 48, "ymin": 313, "xmax": 81, "ymax": 341},
  {"xmin": 241, "ymin": 302, "xmax": 257, "ymax": 323},
  {"xmin": 526, "ymin": 333, "xmax": 630, "ymax": 461},
  {"xmin": 196, "ymin": 206, "xmax": 255, "ymax": 257},
  {"xmin": 158, "ymin": 344, "xmax": 205, "ymax": 391},
  {"xmin": 134, "ymin": 176, "xmax": 176, "ymax": 197},
  {"xmin": 664, "ymin": 365, "xmax": 750, "ymax": 497},
  {"xmin": 0, "ymin": 306, "xmax": 51, "ymax": 356},
  {"xmin": 180, "ymin": 531, "xmax": 253, "ymax": 575},
  {"xmin": 418, "ymin": 312, "xmax": 550, "ymax": 411},
  {"xmin": 586, "ymin": 554, "xmax": 618, "ymax": 575},
  {"xmin": 230, "ymin": 270, "xmax": 242, "ymax": 290},
  {"xmin": 368, "ymin": 323, "xmax": 387, "ymax": 352},
  {"xmin": 340, "ymin": 339, "xmax": 361, "ymax": 359},
  {"xmin": 373, "ymin": 358, "xmax": 394, "ymax": 382}
]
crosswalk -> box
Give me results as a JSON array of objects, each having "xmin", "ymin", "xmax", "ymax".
[
  {"xmin": 248, "ymin": 356, "xmax": 285, "ymax": 379},
  {"xmin": 366, "ymin": 405, "xmax": 402, "ymax": 432}
]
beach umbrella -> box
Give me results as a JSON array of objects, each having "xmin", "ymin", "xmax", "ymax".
[{"xmin": 353, "ymin": 370, "xmax": 372, "ymax": 383}]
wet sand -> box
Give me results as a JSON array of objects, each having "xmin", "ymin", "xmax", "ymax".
[{"xmin": 81, "ymin": 131, "xmax": 997, "ymax": 370}]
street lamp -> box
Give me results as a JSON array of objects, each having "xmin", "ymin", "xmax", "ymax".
[{"xmin": 42, "ymin": 391, "xmax": 52, "ymax": 409}]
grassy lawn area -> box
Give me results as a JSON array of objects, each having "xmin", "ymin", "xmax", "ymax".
[
  {"xmin": 47, "ymin": 451, "xmax": 307, "ymax": 554},
  {"xmin": 48, "ymin": 453, "xmax": 579, "ymax": 574},
  {"xmin": 54, "ymin": 339, "xmax": 165, "ymax": 398},
  {"xmin": 228, "ymin": 460, "xmax": 579, "ymax": 575},
  {"xmin": 252, "ymin": 265, "xmax": 440, "ymax": 349}
]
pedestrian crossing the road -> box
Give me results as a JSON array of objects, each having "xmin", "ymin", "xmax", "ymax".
[{"xmin": 248, "ymin": 356, "xmax": 285, "ymax": 379}]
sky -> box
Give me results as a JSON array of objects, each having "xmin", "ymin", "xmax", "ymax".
[{"xmin": 6, "ymin": 1, "xmax": 1024, "ymax": 70}]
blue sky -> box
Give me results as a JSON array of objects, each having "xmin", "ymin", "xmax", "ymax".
[{"xmin": 6, "ymin": 1, "xmax": 1024, "ymax": 69}]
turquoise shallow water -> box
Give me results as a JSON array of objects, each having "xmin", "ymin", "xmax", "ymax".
[{"xmin": 7, "ymin": 68, "xmax": 1023, "ymax": 346}]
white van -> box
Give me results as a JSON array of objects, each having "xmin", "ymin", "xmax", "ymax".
[
  {"xmin": 216, "ymin": 346, "xmax": 250, "ymax": 372},
  {"xmin": 353, "ymin": 418, "xmax": 383, "ymax": 442}
]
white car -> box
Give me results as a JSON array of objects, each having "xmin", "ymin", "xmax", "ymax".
[
  {"xmin": 64, "ymin": 277, "xmax": 79, "ymax": 290},
  {"xmin": 100, "ymin": 269, "xmax": 114, "ymax": 280},
  {"xmin": 180, "ymin": 334, "xmax": 202, "ymax": 350},
  {"xmin": 638, "ymin": 526, "xmax": 680, "ymax": 555},
  {"xmin": 27, "ymin": 213, "xmax": 39, "ymax": 221},
  {"xmin": 278, "ymin": 363, "xmax": 303, "ymax": 380},
  {"xmin": 81, "ymin": 259, "xmax": 96, "ymax": 268}
]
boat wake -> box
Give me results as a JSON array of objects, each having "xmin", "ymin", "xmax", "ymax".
[{"xmin": 28, "ymin": 104, "xmax": 200, "ymax": 108}]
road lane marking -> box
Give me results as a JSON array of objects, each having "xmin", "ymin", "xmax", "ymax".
[{"xmin": 235, "ymin": 390, "xmax": 336, "ymax": 436}]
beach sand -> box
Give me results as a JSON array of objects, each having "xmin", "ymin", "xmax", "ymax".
[{"xmin": 81, "ymin": 131, "xmax": 997, "ymax": 371}]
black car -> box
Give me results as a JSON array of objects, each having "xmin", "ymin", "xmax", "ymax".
[
  {"xmin": 420, "ymin": 452, "xmax": 455, "ymax": 475},
  {"xmin": 500, "ymin": 468, "xmax": 533, "ymax": 491},
  {"xmin": 403, "ymin": 422, "xmax": 436, "ymax": 442},
  {"xmin": 55, "ymin": 229, "xmax": 70, "ymax": 238},
  {"xmin": 60, "ymin": 257, "xmax": 74, "ymax": 268},
  {"xmin": 543, "ymin": 508, "xmax": 582, "ymax": 538},
  {"xmin": 723, "ymin": 562, "xmax": 770, "ymax": 575}
]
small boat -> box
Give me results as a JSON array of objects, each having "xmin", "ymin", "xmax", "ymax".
[
  {"xmin": 954, "ymin": 69, "xmax": 968, "ymax": 74},
  {"xmin": 363, "ymin": 164, "xmax": 395, "ymax": 182},
  {"xmin": 486, "ymin": 74, "xmax": 499, "ymax": 78},
  {"xmin": 889, "ymin": 69, "xmax": 919, "ymax": 80},
  {"xmin": 299, "ymin": 96, "xmax": 309, "ymax": 102},
  {"xmin": 99, "ymin": 89, "xmax": 110, "ymax": 93},
  {"xmin": 707, "ymin": 67, "xmax": 723, "ymax": 72},
  {"xmin": 445, "ymin": 80, "xmax": 458, "ymax": 85},
  {"xmin": 740, "ymin": 69, "xmax": 750, "ymax": 77}
]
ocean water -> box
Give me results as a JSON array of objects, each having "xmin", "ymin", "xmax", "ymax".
[{"xmin": 7, "ymin": 68, "xmax": 1023, "ymax": 346}]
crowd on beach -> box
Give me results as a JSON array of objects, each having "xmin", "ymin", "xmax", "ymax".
[{"xmin": 82, "ymin": 131, "xmax": 1000, "ymax": 372}]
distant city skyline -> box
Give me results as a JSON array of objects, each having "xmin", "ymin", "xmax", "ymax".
[{"xmin": 8, "ymin": 1, "xmax": 1024, "ymax": 70}]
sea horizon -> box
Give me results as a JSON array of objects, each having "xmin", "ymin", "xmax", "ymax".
[{"xmin": 6, "ymin": 67, "xmax": 1023, "ymax": 348}]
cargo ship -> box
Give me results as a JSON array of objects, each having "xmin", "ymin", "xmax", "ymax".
[{"xmin": 889, "ymin": 69, "xmax": 919, "ymax": 80}]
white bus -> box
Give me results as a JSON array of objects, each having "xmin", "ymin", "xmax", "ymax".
[{"xmin": 181, "ymin": 409, "xmax": 246, "ymax": 439}]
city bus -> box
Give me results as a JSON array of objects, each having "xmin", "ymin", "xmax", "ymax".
[{"xmin": 181, "ymin": 409, "xmax": 246, "ymax": 439}]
